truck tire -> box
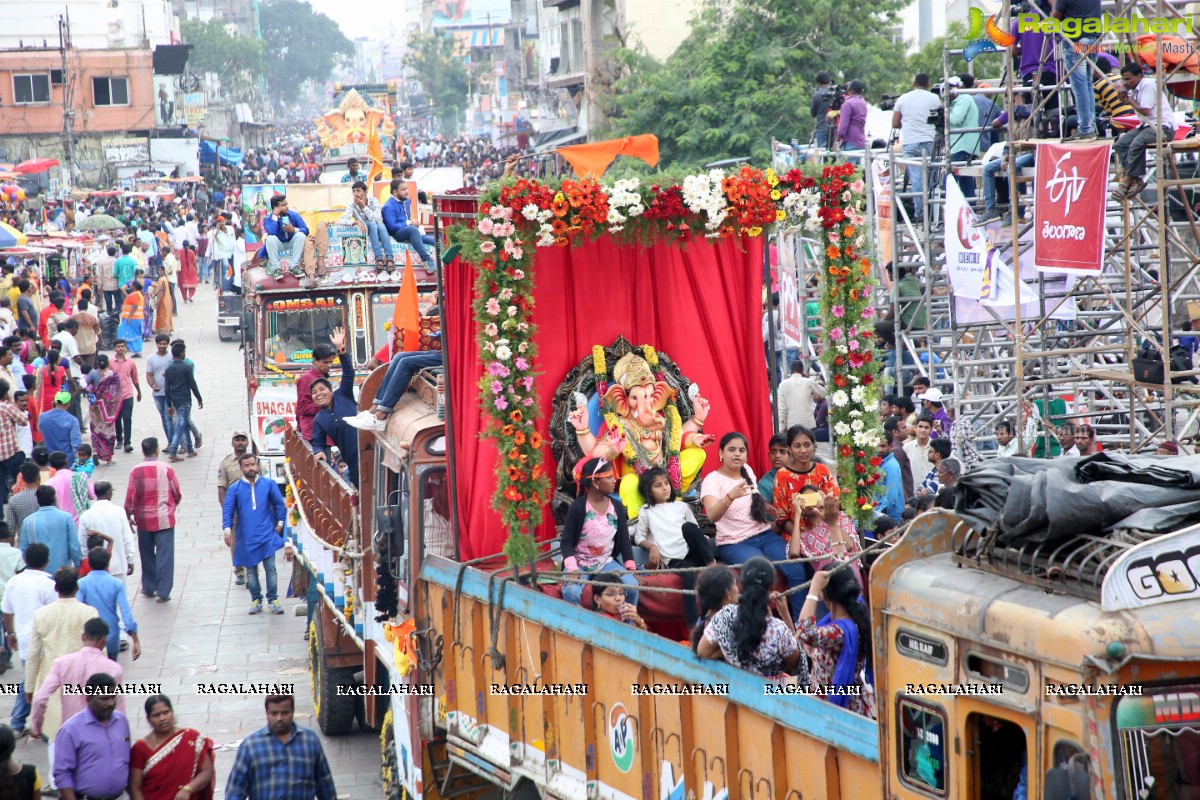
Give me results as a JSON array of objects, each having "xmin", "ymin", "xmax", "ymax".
[{"xmin": 308, "ymin": 621, "xmax": 356, "ymax": 735}]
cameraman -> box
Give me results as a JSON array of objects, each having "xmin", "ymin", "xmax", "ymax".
[
  {"xmin": 948, "ymin": 74, "xmax": 982, "ymax": 200},
  {"xmin": 892, "ymin": 73, "xmax": 942, "ymax": 223},
  {"xmin": 811, "ymin": 71, "xmax": 836, "ymax": 150},
  {"xmin": 835, "ymin": 80, "xmax": 868, "ymax": 163}
]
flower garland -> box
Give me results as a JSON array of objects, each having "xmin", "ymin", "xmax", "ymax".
[
  {"xmin": 773, "ymin": 163, "xmax": 885, "ymax": 528},
  {"xmin": 454, "ymin": 164, "xmax": 882, "ymax": 559}
]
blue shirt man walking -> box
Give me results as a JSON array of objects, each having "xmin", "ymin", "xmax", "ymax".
[
  {"xmin": 222, "ymin": 453, "xmax": 287, "ymax": 615},
  {"xmin": 77, "ymin": 547, "xmax": 140, "ymax": 660}
]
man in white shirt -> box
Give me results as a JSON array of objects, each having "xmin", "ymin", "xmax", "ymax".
[
  {"xmin": 50, "ymin": 318, "xmax": 83, "ymax": 384},
  {"xmin": 777, "ymin": 360, "xmax": 825, "ymax": 431},
  {"xmin": 77, "ymin": 482, "xmax": 136, "ymax": 580},
  {"xmin": 1, "ymin": 541, "xmax": 56, "ymax": 732},
  {"xmin": 903, "ymin": 416, "xmax": 936, "ymax": 487},
  {"xmin": 12, "ymin": 391, "xmax": 32, "ymax": 461},
  {"xmin": 891, "ymin": 72, "xmax": 942, "ymax": 222},
  {"xmin": 210, "ymin": 216, "xmax": 236, "ymax": 289},
  {"xmin": 0, "ymin": 298, "xmax": 14, "ymax": 339},
  {"xmin": 1113, "ymin": 63, "xmax": 1176, "ymax": 201}
]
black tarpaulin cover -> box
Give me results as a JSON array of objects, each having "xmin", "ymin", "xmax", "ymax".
[{"xmin": 953, "ymin": 452, "xmax": 1200, "ymax": 545}]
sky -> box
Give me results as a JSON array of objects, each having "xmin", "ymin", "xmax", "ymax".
[{"xmin": 302, "ymin": 0, "xmax": 407, "ymax": 41}]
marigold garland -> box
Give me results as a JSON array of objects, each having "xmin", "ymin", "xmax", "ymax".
[{"xmin": 454, "ymin": 164, "xmax": 883, "ymax": 559}]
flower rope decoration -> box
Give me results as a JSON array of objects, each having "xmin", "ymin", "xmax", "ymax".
[{"xmin": 453, "ymin": 165, "xmax": 881, "ymax": 560}]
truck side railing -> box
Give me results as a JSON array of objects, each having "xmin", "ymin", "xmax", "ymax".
[{"xmin": 284, "ymin": 425, "xmax": 359, "ymax": 550}]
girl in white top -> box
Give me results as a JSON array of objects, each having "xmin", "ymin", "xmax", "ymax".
[{"xmin": 633, "ymin": 467, "xmax": 715, "ymax": 627}]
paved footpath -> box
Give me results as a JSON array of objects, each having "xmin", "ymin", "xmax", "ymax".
[{"xmin": 0, "ymin": 282, "xmax": 382, "ymax": 797}]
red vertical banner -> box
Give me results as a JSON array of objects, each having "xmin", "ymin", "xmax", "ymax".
[{"xmin": 1033, "ymin": 142, "xmax": 1111, "ymax": 274}]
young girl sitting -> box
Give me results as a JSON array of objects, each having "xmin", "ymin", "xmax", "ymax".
[
  {"xmin": 560, "ymin": 458, "xmax": 639, "ymax": 608},
  {"xmin": 633, "ymin": 467, "xmax": 715, "ymax": 628},
  {"xmin": 589, "ymin": 572, "xmax": 647, "ymax": 630}
]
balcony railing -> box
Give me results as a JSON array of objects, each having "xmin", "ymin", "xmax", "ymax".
[{"xmin": 284, "ymin": 425, "xmax": 359, "ymax": 551}]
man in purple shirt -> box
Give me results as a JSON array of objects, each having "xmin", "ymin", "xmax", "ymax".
[
  {"xmin": 919, "ymin": 388, "xmax": 953, "ymax": 439},
  {"xmin": 835, "ymin": 80, "xmax": 868, "ymax": 162},
  {"xmin": 53, "ymin": 672, "xmax": 131, "ymax": 800}
]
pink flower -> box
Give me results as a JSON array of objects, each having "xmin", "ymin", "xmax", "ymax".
[
  {"xmin": 484, "ymin": 323, "xmax": 498, "ymax": 337},
  {"xmin": 487, "ymin": 362, "xmax": 505, "ymax": 376},
  {"xmin": 494, "ymin": 397, "xmax": 509, "ymax": 410},
  {"xmin": 515, "ymin": 357, "xmax": 529, "ymax": 371},
  {"xmin": 522, "ymin": 397, "xmax": 535, "ymax": 407},
  {"xmin": 848, "ymin": 326, "xmax": 859, "ymax": 338},
  {"xmin": 490, "ymin": 380, "xmax": 503, "ymax": 394},
  {"xmin": 478, "ymin": 218, "xmax": 495, "ymax": 235},
  {"xmin": 831, "ymin": 305, "xmax": 845, "ymax": 318},
  {"xmin": 479, "ymin": 241, "xmax": 496, "ymax": 253},
  {"xmin": 850, "ymin": 180, "xmax": 864, "ymax": 194},
  {"xmin": 512, "ymin": 269, "xmax": 525, "ymax": 280},
  {"xmin": 485, "ymin": 298, "xmax": 501, "ymax": 316},
  {"xmin": 522, "ymin": 376, "xmax": 535, "ymax": 390},
  {"xmin": 829, "ymin": 328, "xmax": 844, "ymax": 341},
  {"xmin": 862, "ymin": 306, "xmax": 876, "ymax": 319}
]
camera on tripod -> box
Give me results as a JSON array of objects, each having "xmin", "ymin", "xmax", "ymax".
[
  {"xmin": 879, "ymin": 93, "xmax": 900, "ymax": 111},
  {"xmin": 821, "ymin": 84, "xmax": 847, "ymax": 113}
]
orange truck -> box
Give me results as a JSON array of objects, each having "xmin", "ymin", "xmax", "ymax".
[{"xmin": 284, "ymin": 196, "xmax": 1200, "ymax": 800}]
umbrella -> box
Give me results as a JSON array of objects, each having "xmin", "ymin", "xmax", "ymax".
[
  {"xmin": 0, "ymin": 171, "xmax": 18, "ymax": 181},
  {"xmin": 0, "ymin": 222, "xmax": 27, "ymax": 248},
  {"xmin": 76, "ymin": 214, "xmax": 124, "ymax": 231},
  {"xmin": 13, "ymin": 158, "xmax": 59, "ymax": 175}
]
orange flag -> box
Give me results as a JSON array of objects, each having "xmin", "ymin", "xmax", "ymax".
[
  {"xmin": 394, "ymin": 251, "xmax": 421, "ymax": 353},
  {"xmin": 557, "ymin": 134, "xmax": 659, "ymax": 179},
  {"xmin": 367, "ymin": 117, "xmax": 385, "ymax": 185}
]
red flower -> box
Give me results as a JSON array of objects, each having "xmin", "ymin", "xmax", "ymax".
[
  {"xmin": 870, "ymin": 456, "xmax": 883, "ymax": 467},
  {"xmin": 856, "ymin": 450, "xmax": 865, "ymax": 458},
  {"xmin": 839, "ymin": 445, "xmax": 852, "ymax": 457},
  {"xmin": 857, "ymin": 496, "xmax": 868, "ymax": 506},
  {"xmin": 833, "ymin": 374, "xmax": 847, "ymax": 388},
  {"xmin": 515, "ymin": 509, "xmax": 530, "ymax": 521},
  {"xmin": 855, "ymin": 463, "xmax": 866, "ymax": 474},
  {"xmin": 863, "ymin": 375, "xmax": 874, "ymax": 385}
]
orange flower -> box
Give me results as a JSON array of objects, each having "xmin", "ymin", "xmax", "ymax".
[
  {"xmin": 555, "ymin": 237, "xmax": 569, "ymax": 247},
  {"xmin": 529, "ymin": 432, "xmax": 543, "ymax": 449},
  {"xmin": 501, "ymin": 424, "xmax": 515, "ymax": 437},
  {"xmin": 509, "ymin": 410, "xmax": 523, "ymax": 423},
  {"xmin": 829, "ymin": 266, "xmax": 839, "ymax": 276},
  {"xmin": 843, "ymin": 225, "xmax": 856, "ymax": 237},
  {"xmin": 513, "ymin": 431, "xmax": 527, "ymax": 446},
  {"xmin": 506, "ymin": 466, "xmax": 524, "ymax": 482},
  {"xmin": 551, "ymin": 198, "xmax": 569, "ymax": 217},
  {"xmin": 826, "ymin": 245, "xmax": 841, "ymax": 260}
]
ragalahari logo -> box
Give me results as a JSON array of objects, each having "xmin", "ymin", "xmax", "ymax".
[{"xmin": 962, "ymin": 7, "xmax": 1017, "ymax": 62}]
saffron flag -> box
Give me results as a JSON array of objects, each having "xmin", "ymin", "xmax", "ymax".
[
  {"xmin": 366, "ymin": 118, "xmax": 385, "ymax": 186},
  {"xmin": 557, "ymin": 134, "xmax": 659, "ymax": 178},
  {"xmin": 394, "ymin": 251, "xmax": 421, "ymax": 352},
  {"xmin": 1033, "ymin": 142, "xmax": 1110, "ymax": 274}
]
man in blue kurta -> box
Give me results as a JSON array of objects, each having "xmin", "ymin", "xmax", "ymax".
[
  {"xmin": 222, "ymin": 452, "xmax": 287, "ymax": 615},
  {"xmin": 261, "ymin": 195, "xmax": 309, "ymax": 278}
]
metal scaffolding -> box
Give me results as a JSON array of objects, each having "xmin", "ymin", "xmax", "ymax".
[{"xmin": 871, "ymin": 0, "xmax": 1200, "ymax": 455}]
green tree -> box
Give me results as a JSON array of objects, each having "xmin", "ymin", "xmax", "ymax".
[
  {"xmin": 403, "ymin": 31, "xmax": 470, "ymax": 136},
  {"xmin": 259, "ymin": 0, "xmax": 354, "ymax": 100},
  {"xmin": 903, "ymin": 22, "xmax": 971, "ymax": 93},
  {"xmin": 180, "ymin": 18, "xmax": 263, "ymax": 101},
  {"xmin": 603, "ymin": 0, "xmax": 907, "ymax": 167}
]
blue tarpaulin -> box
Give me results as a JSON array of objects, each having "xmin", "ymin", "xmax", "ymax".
[{"xmin": 200, "ymin": 140, "xmax": 243, "ymax": 166}]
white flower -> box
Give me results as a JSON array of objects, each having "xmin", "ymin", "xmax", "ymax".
[
  {"xmin": 495, "ymin": 345, "xmax": 512, "ymax": 360},
  {"xmin": 498, "ymin": 288, "xmax": 513, "ymax": 301},
  {"xmin": 850, "ymin": 419, "xmax": 865, "ymax": 432},
  {"xmin": 850, "ymin": 386, "xmax": 866, "ymax": 403},
  {"xmin": 830, "ymin": 390, "xmax": 849, "ymax": 407},
  {"xmin": 536, "ymin": 209, "xmax": 552, "ymax": 224},
  {"xmin": 521, "ymin": 203, "xmax": 540, "ymax": 220},
  {"xmin": 838, "ymin": 345, "xmax": 849, "ymax": 355},
  {"xmin": 506, "ymin": 306, "xmax": 518, "ymax": 317},
  {"xmin": 848, "ymin": 409, "xmax": 863, "ymax": 417},
  {"xmin": 627, "ymin": 203, "xmax": 645, "ymax": 217},
  {"xmin": 607, "ymin": 208, "xmax": 626, "ymax": 225},
  {"xmin": 517, "ymin": 342, "xmax": 528, "ymax": 353},
  {"xmin": 610, "ymin": 226, "xmax": 624, "ymax": 232},
  {"xmin": 834, "ymin": 421, "xmax": 852, "ymax": 436}
]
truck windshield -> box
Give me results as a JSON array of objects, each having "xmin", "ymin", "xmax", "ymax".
[
  {"xmin": 1114, "ymin": 683, "xmax": 1200, "ymax": 799},
  {"xmin": 369, "ymin": 290, "xmax": 439, "ymax": 355},
  {"xmin": 261, "ymin": 294, "xmax": 347, "ymax": 368}
]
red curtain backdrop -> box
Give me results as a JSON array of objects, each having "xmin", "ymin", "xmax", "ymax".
[{"xmin": 446, "ymin": 234, "xmax": 771, "ymax": 560}]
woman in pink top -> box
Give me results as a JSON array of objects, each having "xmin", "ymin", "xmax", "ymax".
[{"xmin": 699, "ymin": 432, "xmax": 810, "ymax": 620}]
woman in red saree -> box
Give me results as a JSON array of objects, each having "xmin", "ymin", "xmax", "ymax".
[
  {"xmin": 178, "ymin": 243, "xmax": 199, "ymax": 303},
  {"xmin": 33, "ymin": 350, "xmax": 68, "ymax": 421},
  {"xmin": 130, "ymin": 695, "xmax": 215, "ymax": 800}
]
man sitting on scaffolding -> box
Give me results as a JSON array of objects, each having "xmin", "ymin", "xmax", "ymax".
[{"xmin": 1112, "ymin": 63, "xmax": 1175, "ymax": 202}]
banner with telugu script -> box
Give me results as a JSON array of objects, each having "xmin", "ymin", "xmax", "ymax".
[{"xmin": 1033, "ymin": 142, "xmax": 1110, "ymax": 274}]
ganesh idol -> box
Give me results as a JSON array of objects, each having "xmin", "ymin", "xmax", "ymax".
[{"xmin": 568, "ymin": 352, "xmax": 714, "ymax": 518}]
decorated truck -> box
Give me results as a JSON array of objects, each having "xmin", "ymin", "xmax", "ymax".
[
  {"xmin": 240, "ymin": 229, "xmax": 439, "ymax": 482},
  {"xmin": 285, "ymin": 175, "xmax": 1200, "ymax": 800}
]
